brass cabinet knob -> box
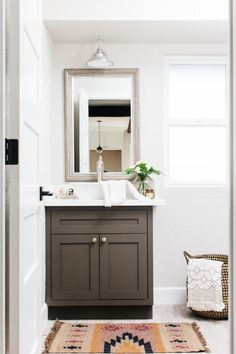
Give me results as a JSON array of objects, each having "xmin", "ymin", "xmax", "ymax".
[
  {"xmin": 101, "ymin": 236, "xmax": 107, "ymax": 243},
  {"xmin": 91, "ymin": 237, "xmax": 97, "ymax": 244}
]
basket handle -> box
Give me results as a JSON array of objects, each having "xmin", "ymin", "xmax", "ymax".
[{"xmin": 183, "ymin": 251, "xmax": 192, "ymax": 264}]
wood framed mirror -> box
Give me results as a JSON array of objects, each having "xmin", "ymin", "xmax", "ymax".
[{"xmin": 64, "ymin": 68, "xmax": 140, "ymax": 181}]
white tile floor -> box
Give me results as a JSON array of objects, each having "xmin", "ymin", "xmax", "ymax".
[{"xmin": 41, "ymin": 305, "xmax": 229, "ymax": 354}]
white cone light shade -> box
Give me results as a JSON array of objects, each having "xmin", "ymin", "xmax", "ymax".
[{"xmin": 86, "ymin": 40, "xmax": 113, "ymax": 68}]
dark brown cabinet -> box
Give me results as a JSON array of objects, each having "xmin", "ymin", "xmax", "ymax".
[
  {"xmin": 100, "ymin": 234, "xmax": 148, "ymax": 300},
  {"xmin": 51, "ymin": 234, "xmax": 99, "ymax": 300},
  {"xmin": 46, "ymin": 206, "xmax": 153, "ymax": 319}
]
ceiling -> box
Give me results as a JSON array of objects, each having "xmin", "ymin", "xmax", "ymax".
[{"xmin": 44, "ymin": 20, "xmax": 228, "ymax": 44}]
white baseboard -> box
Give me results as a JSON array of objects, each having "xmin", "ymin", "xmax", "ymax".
[{"xmin": 154, "ymin": 287, "xmax": 186, "ymax": 305}]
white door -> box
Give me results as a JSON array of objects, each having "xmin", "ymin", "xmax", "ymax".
[
  {"xmin": 7, "ymin": 0, "xmax": 44, "ymax": 353},
  {"xmin": 0, "ymin": 0, "xmax": 6, "ymax": 352},
  {"xmin": 232, "ymin": 0, "xmax": 236, "ymax": 351}
]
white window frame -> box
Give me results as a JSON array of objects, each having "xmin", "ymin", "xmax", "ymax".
[{"xmin": 164, "ymin": 55, "xmax": 229, "ymax": 188}]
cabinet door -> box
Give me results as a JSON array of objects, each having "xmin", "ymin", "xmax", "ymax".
[
  {"xmin": 100, "ymin": 234, "xmax": 148, "ymax": 300},
  {"xmin": 51, "ymin": 234, "xmax": 99, "ymax": 300}
]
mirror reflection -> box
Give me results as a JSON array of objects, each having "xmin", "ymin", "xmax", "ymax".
[
  {"xmin": 88, "ymin": 100, "xmax": 131, "ymax": 172},
  {"xmin": 73, "ymin": 76, "xmax": 133, "ymax": 174}
]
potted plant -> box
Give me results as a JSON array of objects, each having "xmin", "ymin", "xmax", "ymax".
[{"xmin": 124, "ymin": 161, "xmax": 162, "ymax": 196}]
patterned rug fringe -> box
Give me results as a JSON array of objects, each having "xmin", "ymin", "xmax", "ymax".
[
  {"xmin": 192, "ymin": 322, "xmax": 210, "ymax": 353},
  {"xmin": 42, "ymin": 319, "xmax": 64, "ymax": 354}
]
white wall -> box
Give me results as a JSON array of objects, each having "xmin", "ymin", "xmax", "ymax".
[
  {"xmin": 41, "ymin": 25, "xmax": 53, "ymax": 185},
  {"xmin": 49, "ymin": 42, "xmax": 229, "ymax": 303}
]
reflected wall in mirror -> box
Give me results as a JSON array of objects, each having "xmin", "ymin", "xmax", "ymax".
[{"xmin": 65, "ymin": 69, "xmax": 140, "ymax": 181}]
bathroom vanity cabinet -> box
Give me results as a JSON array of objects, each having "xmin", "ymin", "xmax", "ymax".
[{"xmin": 46, "ymin": 206, "xmax": 153, "ymax": 319}]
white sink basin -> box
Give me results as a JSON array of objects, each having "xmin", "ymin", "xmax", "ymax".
[{"xmin": 42, "ymin": 182, "xmax": 165, "ymax": 206}]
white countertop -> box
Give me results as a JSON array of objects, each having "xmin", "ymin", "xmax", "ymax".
[{"xmin": 43, "ymin": 197, "xmax": 165, "ymax": 207}]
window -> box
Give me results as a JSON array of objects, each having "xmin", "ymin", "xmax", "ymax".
[{"xmin": 165, "ymin": 57, "xmax": 228, "ymax": 186}]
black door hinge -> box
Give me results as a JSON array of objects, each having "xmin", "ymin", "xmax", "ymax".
[{"xmin": 5, "ymin": 139, "xmax": 18, "ymax": 165}]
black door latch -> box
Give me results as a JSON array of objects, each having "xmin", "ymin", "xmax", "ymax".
[
  {"xmin": 39, "ymin": 186, "xmax": 53, "ymax": 201},
  {"xmin": 5, "ymin": 139, "xmax": 18, "ymax": 165}
]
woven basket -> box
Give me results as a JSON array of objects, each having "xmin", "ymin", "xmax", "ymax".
[{"xmin": 183, "ymin": 251, "xmax": 228, "ymax": 320}]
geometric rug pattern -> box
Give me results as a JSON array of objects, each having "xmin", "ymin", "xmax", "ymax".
[{"xmin": 43, "ymin": 320, "xmax": 210, "ymax": 353}]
